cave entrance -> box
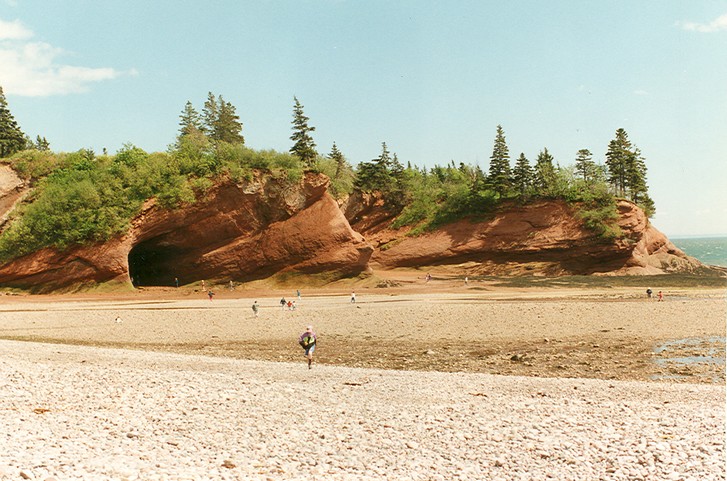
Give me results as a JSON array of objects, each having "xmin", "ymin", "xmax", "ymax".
[{"xmin": 128, "ymin": 239, "xmax": 187, "ymax": 287}]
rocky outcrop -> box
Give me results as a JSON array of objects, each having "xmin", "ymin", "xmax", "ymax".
[
  {"xmin": 0, "ymin": 172, "xmax": 373, "ymax": 291},
  {"xmin": 0, "ymin": 165, "xmax": 28, "ymax": 230},
  {"xmin": 0, "ymin": 166, "xmax": 708, "ymax": 291},
  {"xmin": 346, "ymin": 198, "xmax": 702, "ymax": 276}
]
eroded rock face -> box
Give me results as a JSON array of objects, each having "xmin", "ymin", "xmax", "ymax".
[
  {"xmin": 0, "ymin": 170, "xmax": 707, "ymax": 292},
  {"xmin": 0, "ymin": 172, "xmax": 373, "ymax": 291},
  {"xmin": 346, "ymin": 199, "xmax": 702, "ymax": 276}
]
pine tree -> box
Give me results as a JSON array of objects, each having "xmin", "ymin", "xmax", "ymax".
[
  {"xmin": 178, "ymin": 101, "xmax": 204, "ymax": 139},
  {"xmin": 533, "ymin": 148, "xmax": 556, "ymax": 194},
  {"xmin": 202, "ymin": 92, "xmax": 218, "ymax": 136},
  {"xmin": 289, "ymin": 96, "xmax": 317, "ymax": 167},
  {"xmin": 214, "ymin": 97, "xmax": 244, "ymax": 144},
  {"xmin": 512, "ymin": 152, "xmax": 533, "ymax": 197},
  {"xmin": 328, "ymin": 142, "xmax": 345, "ymax": 179},
  {"xmin": 487, "ymin": 125, "xmax": 511, "ymax": 196},
  {"xmin": 0, "ymin": 86, "xmax": 27, "ymax": 158},
  {"xmin": 197, "ymin": 93, "xmax": 244, "ymax": 144},
  {"xmin": 354, "ymin": 142, "xmax": 393, "ymax": 193},
  {"xmin": 34, "ymin": 135, "xmax": 50, "ymax": 151},
  {"xmin": 626, "ymin": 147, "xmax": 654, "ymax": 214},
  {"xmin": 575, "ymin": 148, "xmax": 596, "ymax": 183},
  {"xmin": 605, "ymin": 128, "xmax": 632, "ymax": 197}
]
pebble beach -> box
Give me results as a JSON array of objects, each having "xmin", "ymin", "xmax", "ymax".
[
  {"xmin": 1, "ymin": 338, "xmax": 725, "ymax": 480},
  {"xmin": 0, "ymin": 286, "xmax": 725, "ymax": 480}
]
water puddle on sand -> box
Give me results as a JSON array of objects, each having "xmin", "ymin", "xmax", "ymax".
[{"xmin": 652, "ymin": 336, "xmax": 726, "ymax": 382}]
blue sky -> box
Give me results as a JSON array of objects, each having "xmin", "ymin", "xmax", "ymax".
[{"xmin": 1, "ymin": 1, "xmax": 726, "ymax": 237}]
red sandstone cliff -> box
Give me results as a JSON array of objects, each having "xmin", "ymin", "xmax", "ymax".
[
  {"xmin": 343, "ymin": 193, "xmax": 702, "ymax": 276},
  {"xmin": 0, "ymin": 172, "xmax": 372, "ymax": 291},
  {"xmin": 0, "ymin": 166, "xmax": 710, "ymax": 292}
]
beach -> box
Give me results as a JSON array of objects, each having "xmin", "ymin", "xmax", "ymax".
[
  {"xmin": 0, "ymin": 282, "xmax": 724, "ymax": 383},
  {"xmin": 0, "ymin": 282, "xmax": 725, "ymax": 480}
]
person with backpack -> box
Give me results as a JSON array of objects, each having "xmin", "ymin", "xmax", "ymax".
[{"xmin": 299, "ymin": 325, "xmax": 317, "ymax": 369}]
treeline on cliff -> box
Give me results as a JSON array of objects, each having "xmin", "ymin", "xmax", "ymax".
[{"xmin": 0, "ymin": 91, "xmax": 654, "ymax": 262}]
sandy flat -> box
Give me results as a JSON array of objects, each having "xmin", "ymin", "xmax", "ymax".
[{"xmin": 0, "ymin": 282, "xmax": 724, "ymax": 383}]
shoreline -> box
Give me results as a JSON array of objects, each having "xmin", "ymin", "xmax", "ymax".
[
  {"xmin": 1, "ymin": 339, "xmax": 724, "ymax": 480},
  {"xmin": 1, "ymin": 286, "xmax": 724, "ymax": 384}
]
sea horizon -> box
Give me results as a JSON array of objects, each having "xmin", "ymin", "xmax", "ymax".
[{"xmin": 669, "ymin": 236, "xmax": 727, "ymax": 268}]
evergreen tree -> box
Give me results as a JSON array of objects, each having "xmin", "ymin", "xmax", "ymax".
[
  {"xmin": 487, "ymin": 125, "xmax": 511, "ymax": 196},
  {"xmin": 214, "ymin": 97, "xmax": 244, "ymax": 144},
  {"xmin": 289, "ymin": 96, "xmax": 317, "ymax": 167},
  {"xmin": 328, "ymin": 142, "xmax": 345, "ymax": 179},
  {"xmin": 533, "ymin": 148, "xmax": 556, "ymax": 194},
  {"xmin": 605, "ymin": 128, "xmax": 632, "ymax": 197},
  {"xmin": 625, "ymin": 147, "xmax": 654, "ymax": 215},
  {"xmin": 202, "ymin": 92, "xmax": 218, "ymax": 136},
  {"xmin": 575, "ymin": 148, "xmax": 596, "ymax": 183},
  {"xmin": 605, "ymin": 128, "xmax": 652, "ymax": 213},
  {"xmin": 34, "ymin": 135, "xmax": 50, "ymax": 151},
  {"xmin": 197, "ymin": 93, "xmax": 244, "ymax": 144},
  {"xmin": 512, "ymin": 152, "xmax": 533, "ymax": 197},
  {"xmin": 0, "ymin": 86, "xmax": 27, "ymax": 158},
  {"xmin": 178, "ymin": 101, "xmax": 204, "ymax": 139},
  {"xmin": 354, "ymin": 142, "xmax": 397, "ymax": 197}
]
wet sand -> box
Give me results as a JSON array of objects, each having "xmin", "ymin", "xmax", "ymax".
[{"xmin": 1, "ymin": 279, "xmax": 724, "ymax": 384}]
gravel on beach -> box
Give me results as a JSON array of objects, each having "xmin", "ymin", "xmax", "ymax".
[{"xmin": 1, "ymin": 340, "xmax": 724, "ymax": 481}]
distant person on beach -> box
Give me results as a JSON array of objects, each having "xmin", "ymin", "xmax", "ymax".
[
  {"xmin": 229, "ymin": 280, "xmax": 234, "ymax": 290},
  {"xmin": 252, "ymin": 301, "xmax": 259, "ymax": 317},
  {"xmin": 465, "ymin": 276, "xmax": 469, "ymax": 286},
  {"xmin": 201, "ymin": 280, "xmax": 206, "ymax": 290},
  {"xmin": 297, "ymin": 289, "xmax": 301, "ymax": 300},
  {"xmin": 287, "ymin": 300, "xmax": 293, "ymax": 310},
  {"xmin": 175, "ymin": 277, "xmax": 179, "ymax": 288},
  {"xmin": 207, "ymin": 290, "xmax": 215, "ymax": 301},
  {"xmin": 299, "ymin": 325, "xmax": 317, "ymax": 369},
  {"xmin": 350, "ymin": 292, "xmax": 356, "ymax": 303},
  {"xmin": 646, "ymin": 288, "xmax": 653, "ymax": 298},
  {"xmin": 280, "ymin": 297, "xmax": 286, "ymax": 310},
  {"xmin": 658, "ymin": 290, "xmax": 664, "ymax": 302},
  {"xmin": 425, "ymin": 273, "xmax": 432, "ymax": 283}
]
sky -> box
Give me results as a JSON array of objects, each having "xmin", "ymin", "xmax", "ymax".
[{"xmin": 1, "ymin": 1, "xmax": 726, "ymax": 237}]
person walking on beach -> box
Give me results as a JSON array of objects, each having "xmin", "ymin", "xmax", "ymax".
[
  {"xmin": 175, "ymin": 277, "xmax": 179, "ymax": 288},
  {"xmin": 280, "ymin": 297, "xmax": 286, "ymax": 310},
  {"xmin": 207, "ymin": 290, "xmax": 215, "ymax": 301},
  {"xmin": 297, "ymin": 289, "xmax": 301, "ymax": 301},
  {"xmin": 299, "ymin": 325, "xmax": 317, "ymax": 369},
  {"xmin": 252, "ymin": 301, "xmax": 259, "ymax": 318},
  {"xmin": 658, "ymin": 290, "xmax": 664, "ymax": 302},
  {"xmin": 350, "ymin": 291, "xmax": 356, "ymax": 303},
  {"xmin": 646, "ymin": 288, "xmax": 653, "ymax": 298}
]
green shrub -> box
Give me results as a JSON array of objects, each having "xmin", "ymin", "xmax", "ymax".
[
  {"xmin": 577, "ymin": 203, "xmax": 623, "ymax": 239},
  {"xmin": 6, "ymin": 149, "xmax": 60, "ymax": 180}
]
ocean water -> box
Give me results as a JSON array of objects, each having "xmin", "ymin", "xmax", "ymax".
[{"xmin": 671, "ymin": 236, "xmax": 727, "ymax": 267}]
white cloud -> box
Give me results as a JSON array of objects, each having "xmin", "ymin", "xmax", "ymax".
[
  {"xmin": 0, "ymin": 17, "xmax": 134, "ymax": 96},
  {"xmin": 0, "ymin": 18, "xmax": 32, "ymax": 40},
  {"xmin": 633, "ymin": 89, "xmax": 649, "ymax": 96},
  {"xmin": 678, "ymin": 13, "xmax": 727, "ymax": 33}
]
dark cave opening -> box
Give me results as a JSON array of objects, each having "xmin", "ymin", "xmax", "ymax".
[{"xmin": 128, "ymin": 239, "xmax": 187, "ymax": 287}]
